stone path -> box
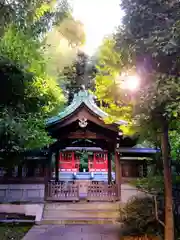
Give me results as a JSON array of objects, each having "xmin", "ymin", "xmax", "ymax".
[
  {"xmin": 22, "ymin": 184, "xmax": 149, "ymax": 239},
  {"xmin": 121, "ymin": 183, "xmax": 148, "ymax": 203},
  {"xmin": 22, "ymin": 224, "xmax": 120, "ymax": 240}
]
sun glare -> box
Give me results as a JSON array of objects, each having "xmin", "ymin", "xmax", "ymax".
[
  {"xmin": 123, "ymin": 75, "xmax": 140, "ymax": 91},
  {"xmin": 71, "ymin": 0, "xmax": 124, "ymax": 56}
]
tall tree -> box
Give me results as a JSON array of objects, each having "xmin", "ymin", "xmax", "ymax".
[
  {"xmin": 115, "ymin": 1, "xmax": 180, "ymax": 239},
  {"xmin": 62, "ymin": 51, "xmax": 96, "ymax": 104},
  {"xmin": 44, "ymin": 18, "xmax": 86, "ymax": 79},
  {"xmin": 95, "ymin": 37, "xmax": 134, "ymax": 134},
  {"xmin": 94, "ymin": 1, "xmax": 180, "ymax": 239},
  {"xmin": 0, "ymin": 0, "xmax": 70, "ymax": 38},
  {"xmin": 0, "ymin": 0, "xmax": 72, "ymax": 166}
]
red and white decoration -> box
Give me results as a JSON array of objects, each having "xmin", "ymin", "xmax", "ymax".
[{"xmin": 59, "ymin": 151, "xmax": 108, "ymax": 172}]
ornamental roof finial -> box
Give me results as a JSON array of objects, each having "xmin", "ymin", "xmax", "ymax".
[{"xmin": 80, "ymin": 84, "xmax": 86, "ymax": 91}]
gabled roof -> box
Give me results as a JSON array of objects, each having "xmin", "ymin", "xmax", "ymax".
[{"xmin": 46, "ymin": 90, "xmax": 127, "ymax": 126}]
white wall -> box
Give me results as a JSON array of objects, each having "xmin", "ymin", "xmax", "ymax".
[{"xmin": 0, "ymin": 184, "xmax": 45, "ymax": 203}]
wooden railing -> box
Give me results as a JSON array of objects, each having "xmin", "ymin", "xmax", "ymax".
[
  {"xmin": 46, "ymin": 181, "xmax": 79, "ymax": 201},
  {"xmin": 87, "ymin": 182, "xmax": 118, "ymax": 202}
]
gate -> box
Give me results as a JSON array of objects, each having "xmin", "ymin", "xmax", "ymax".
[
  {"xmin": 46, "ymin": 181, "xmax": 118, "ymax": 202},
  {"xmin": 87, "ymin": 182, "xmax": 118, "ymax": 202},
  {"xmin": 46, "ymin": 181, "xmax": 79, "ymax": 201}
]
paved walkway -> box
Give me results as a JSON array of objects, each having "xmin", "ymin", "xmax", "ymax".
[
  {"xmin": 121, "ymin": 183, "xmax": 148, "ymax": 203},
  {"xmin": 22, "ymin": 224, "xmax": 120, "ymax": 240},
  {"xmin": 22, "ymin": 184, "xmax": 149, "ymax": 239}
]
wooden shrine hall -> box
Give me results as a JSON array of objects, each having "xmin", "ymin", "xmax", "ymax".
[
  {"xmin": 0, "ymin": 89, "xmax": 159, "ymax": 203},
  {"xmin": 44, "ymin": 89, "xmax": 158, "ymax": 202}
]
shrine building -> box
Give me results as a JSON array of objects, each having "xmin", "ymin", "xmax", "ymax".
[{"xmin": 0, "ymin": 89, "xmax": 159, "ymax": 203}]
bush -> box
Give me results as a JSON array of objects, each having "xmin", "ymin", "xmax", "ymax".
[
  {"xmin": 118, "ymin": 196, "xmax": 163, "ymax": 239},
  {"xmin": 130, "ymin": 176, "xmax": 164, "ymax": 193},
  {"xmin": 130, "ymin": 175, "xmax": 180, "ymax": 194}
]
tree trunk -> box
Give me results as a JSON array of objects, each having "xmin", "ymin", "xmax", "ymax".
[{"xmin": 161, "ymin": 119, "xmax": 174, "ymax": 240}]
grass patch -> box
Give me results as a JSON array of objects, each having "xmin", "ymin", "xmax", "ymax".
[{"xmin": 0, "ymin": 223, "xmax": 33, "ymax": 240}]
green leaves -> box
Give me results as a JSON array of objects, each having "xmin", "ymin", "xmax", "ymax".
[
  {"xmin": 0, "ymin": 1, "xmax": 71, "ymax": 154},
  {"xmin": 94, "ymin": 37, "xmax": 136, "ymax": 135},
  {"xmin": 169, "ymin": 124, "xmax": 180, "ymax": 160},
  {"xmin": 0, "ymin": 0, "xmax": 71, "ymax": 38},
  {"xmin": 0, "ymin": 111, "xmax": 54, "ymax": 152},
  {"xmin": 94, "ymin": 0, "xmax": 180, "ymax": 155}
]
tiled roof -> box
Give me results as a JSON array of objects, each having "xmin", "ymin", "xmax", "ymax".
[{"xmin": 46, "ymin": 90, "xmax": 127, "ymax": 126}]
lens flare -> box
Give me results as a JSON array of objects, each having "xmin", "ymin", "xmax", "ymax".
[{"xmin": 122, "ymin": 75, "xmax": 140, "ymax": 91}]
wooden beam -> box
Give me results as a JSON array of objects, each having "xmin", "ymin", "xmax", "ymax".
[{"xmin": 61, "ymin": 130, "xmax": 113, "ymax": 141}]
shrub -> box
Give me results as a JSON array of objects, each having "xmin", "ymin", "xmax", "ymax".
[
  {"xmin": 130, "ymin": 175, "xmax": 180, "ymax": 194},
  {"xmin": 118, "ymin": 196, "xmax": 163, "ymax": 239},
  {"xmin": 130, "ymin": 176, "xmax": 164, "ymax": 193}
]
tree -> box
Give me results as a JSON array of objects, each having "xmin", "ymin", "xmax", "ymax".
[
  {"xmin": 115, "ymin": 1, "xmax": 180, "ymax": 238},
  {"xmin": 58, "ymin": 17, "xmax": 86, "ymax": 47},
  {"xmin": 43, "ymin": 18, "xmax": 86, "ymax": 79},
  {"xmin": 79, "ymin": 152, "xmax": 89, "ymax": 171},
  {"xmin": 0, "ymin": 1, "xmax": 73, "ymax": 164},
  {"xmin": 0, "ymin": 25, "xmax": 65, "ymax": 115},
  {"xmin": 116, "ymin": 1, "xmax": 180, "ymax": 239},
  {"xmin": 169, "ymin": 122, "xmax": 180, "ymax": 160},
  {"xmin": 0, "ymin": 0, "xmax": 70, "ymax": 38},
  {"xmin": 94, "ymin": 1, "xmax": 180, "ymax": 239},
  {"xmin": 95, "ymin": 37, "xmax": 134, "ymax": 135},
  {"xmin": 62, "ymin": 51, "xmax": 96, "ymax": 104}
]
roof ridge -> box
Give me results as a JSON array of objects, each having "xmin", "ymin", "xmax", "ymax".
[{"xmin": 46, "ymin": 90, "xmax": 127, "ymax": 126}]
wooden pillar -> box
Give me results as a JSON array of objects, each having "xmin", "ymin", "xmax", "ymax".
[
  {"xmin": 55, "ymin": 150, "xmax": 59, "ymax": 182},
  {"xmin": 107, "ymin": 152, "xmax": 112, "ymax": 184},
  {"xmin": 47, "ymin": 151, "xmax": 53, "ymax": 180},
  {"xmin": 41, "ymin": 161, "xmax": 45, "ymax": 177},
  {"xmin": 44, "ymin": 150, "xmax": 52, "ymax": 200},
  {"xmin": 18, "ymin": 165, "xmax": 23, "ymax": 178},
  {"xmin": 27, "ymin": 161, "xmax": 35, "ymax": 177},
  {"xmin": 115, "ymin": 151, "xmax": 121, "ymax": 200},
  {"xmin": 143, "ymin": 160, "xmax": 148, "ymax": 177}
]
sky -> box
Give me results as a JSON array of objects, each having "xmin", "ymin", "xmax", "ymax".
[{"xmin": 71, "ymin": 0, "xmax": 124, "ymax": 56}]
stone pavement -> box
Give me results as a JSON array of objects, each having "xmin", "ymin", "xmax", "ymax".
[
  {"xmin": 22, "ymin": 183, "xmax": 149, "ymax": 239},
  {"xmin": 121, "ymin": 183, "xmax": 149, "ymax": 203},
  {"xmin": 22, "ymin": 224, "xmax": 120, "ymax": 240}
]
